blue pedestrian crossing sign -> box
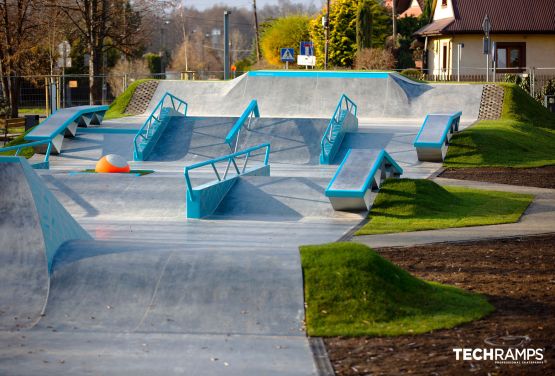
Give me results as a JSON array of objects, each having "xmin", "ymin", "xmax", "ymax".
[{"xmin": 280, "ymin": 48, "xmax": 295, "ymax": 62}]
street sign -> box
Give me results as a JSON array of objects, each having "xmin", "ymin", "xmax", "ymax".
[
  {"xmin": 57, "ymin": 41, "xmax": 71, "ymax": 68},
  {"xmin": 297, "ymin": 55, "xmax": 316, "ymax": 67},
  {"xmin": 280, "ymin": 48, "xmax": 295, "ymax": 62},
  {"xmin": 300, "ymin": 41, "xmax": 314, "ymax": 56}
]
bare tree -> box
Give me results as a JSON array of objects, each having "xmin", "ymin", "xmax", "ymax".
[
  {"xmin": 0, "ymin": 0, "xmax": 43, "ymax": 117},
  {"xmin": 50, "ymin": 0, "xmax": 161, "ymax": 104}
]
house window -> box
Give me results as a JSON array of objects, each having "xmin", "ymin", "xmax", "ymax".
[
  {"xmin": 495, "ymin": 42, "xmax": 526, "ymax": 73},
  {"xmin": 442, "ymin": 0, "xmax": 448, "ymax": 7},
  {"xmin": 442, "ymin": 45, "xmax": 448, "ymax": 71}
]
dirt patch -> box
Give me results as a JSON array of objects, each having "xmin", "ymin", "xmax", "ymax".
[
  {"xmin": 440, "ymin": 167, "xmax": 555, "ymax": 189},
  {"xmin": 323, "ymin": 234, "xmax": 555, "ymax": 375}
]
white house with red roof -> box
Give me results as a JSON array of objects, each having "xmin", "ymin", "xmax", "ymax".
[{"xmin": 415, "ymin": 0, "xmax": 555, "ymax": 78}]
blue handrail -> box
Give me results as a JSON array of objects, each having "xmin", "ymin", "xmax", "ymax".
[
  {"xmin": 224, "ymin": 99, "xmax": 260, "ymax": 149},
  {"xmin": 133, "ymin": 92, "xmax": 188, "ymax": 158},
  {"xmin": 184, "ymin": 143, "xmax": 270, "ymax": 200},
  {"xmin": 320, "ymin": 94, "xmax": 357, "ymax": 164},
  {"xmin": 0, "ymin": 139, "xmax": 53, "ymax": 169}
]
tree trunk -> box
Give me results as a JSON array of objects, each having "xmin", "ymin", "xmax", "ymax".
[
  {"xmin": 88, "ymin": 45, "xmax": 103, "ymax": 104},
  {"xmin": 8, "ymin": 75, "xmax": 19, "ymax": 117}
]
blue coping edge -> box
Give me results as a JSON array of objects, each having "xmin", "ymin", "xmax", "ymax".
[
  {"xmin": 0, "ymin": 156, "xmax": 91, "ymax": 273},
  {"xmin": 325, "ymin": 149, "xmax": 403, "ymax": 198},
  {"xmin": 248, "ymin": 70, "xmax": 390, "ymax": 79},
  {"xmin": 186, "ymin": 165, "xmax": 270, "ymax": 219},
  {"xmin": 25, "ymin": 105, "xmax": 109, "ymax": 141},
  {"xmin": 413, "ymin": 111, "xmax": 463, "ymax": 149}
]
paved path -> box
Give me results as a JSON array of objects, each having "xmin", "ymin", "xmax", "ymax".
[{"xmin": 353, "ymin": 178, "xmax": 555, "ymax": 248}]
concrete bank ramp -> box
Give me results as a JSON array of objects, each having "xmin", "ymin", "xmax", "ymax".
[
  {"xmin": 148, "ymin": 116, "xmax": 329, "ymax": 165},
  {"xmin": 0, "ymin": 157, "xmax": 90, "ymax": 330},
  {"xmin": 214, "ymin": 176, "xmax": 364, "ymax": 221},
  {"xmin": 37, "ymin": 241, "xmax": 305, "ymax": 336},
  {"xmin": 150, "ymin": 71, "xmax": 482, "ymax": 121}
]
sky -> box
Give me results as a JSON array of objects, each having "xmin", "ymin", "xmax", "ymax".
[{"xmin": 182, "ymin": 0, "xmax": 322, "ymax": 11}]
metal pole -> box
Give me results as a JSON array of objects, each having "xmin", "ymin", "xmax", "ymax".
[
  {"xmin": 486, "ymin": 54, "xmax": 489, "ymax": 82},
  {"xmin": 324, "ymin": 0, "xmax": 330, "ymax": 70},
  {"xmin": 252, "ymin": 0, "xmax": 261, "ymax": 62},
  {"xmin": 457, "ymin": 44, "xmax": 460, "ymax": 82},
  {"xmin": 224, "ymin": 11, "xmax": 231, "ymax": 80}
]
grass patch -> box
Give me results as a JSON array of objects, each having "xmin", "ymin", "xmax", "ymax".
[
  {"xmin": 104, "ymin": 79, "xmax": 154, "ymax": 120},
  {"xmin": 445, "ymin": 83, "xmax": 555, "ymax": 168},
  {"xmin": 356, "ymin": 179, "xmax": 532, "ymax": 236},
  {"xmin": 19, "ymin": 107, "xmax": 47, "ymax": 116},
  {"xmin": 0, "ymin": 126, "xmax": 37, "ymax": 158},
  {"xmin": 300, "ymin": 242, "xmax": 494, "ymax": 336},
  {"xmin": 82, "ymin": 169, "xmax": 154, "ymax": 176}
]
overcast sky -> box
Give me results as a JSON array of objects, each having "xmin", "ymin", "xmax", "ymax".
[{"xmin": 183, "ymin": 0, "xmax": 322, "ymax": 11}]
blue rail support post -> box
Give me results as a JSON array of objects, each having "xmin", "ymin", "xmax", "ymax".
[
  {"xmin": 413, "ymin": 111, "xmax": 462, "ymax": 162},
  {"xmin": 133, "ymin": 92, "xmax": 188, "ymax": 161},
  {"xmin": 325, "ymin": 149, "xmax": 403, "ymax": 211},
  {"xmin": 224, "ymin": 99, "xmax": 260, "ymax": 152},
  {"xmin": 320, "ymin": 94, "xmax": 358, "ymax": 165},
  {"xmin": 184, "ymin": 143, "xmax": 270, "ymax": 219}
]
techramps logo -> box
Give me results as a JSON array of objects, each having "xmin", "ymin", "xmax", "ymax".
[{"xmin": 453, "ymin": 336, "xmax": 546, "ymax": 365}]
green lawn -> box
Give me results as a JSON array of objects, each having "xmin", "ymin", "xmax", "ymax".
[
  {"xmin": 445, "ymin": 83, "xmax": 555, "ymax": 168},
  {"xmin": 356, "ymin": 179, "xmax": 532, "ymax": 236},
  {"xmin": 300, "ymin": 242, "xmax": 493, "ymax": 337},
  {"xmin": 0, "ymin": 127, "xmax": 36, "ymax": 158},
  {"xmin": 104, "ymin": 79, "xmax": 153, "ymax": 120}
]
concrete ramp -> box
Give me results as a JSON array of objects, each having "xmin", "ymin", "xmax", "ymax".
[
  {"xmin": 213, "ymin": 176, "xmax": 364, "ymax": 221},
  {"xmin": 149, "ymin": 71, "xmax": 482, "ymax": 121},
  {"xmin": 0, "ymin": 157, "xmax": 90, "ymax": 330},
  {"xmin": 38, "ymin": 241, "xmax": 305, "ymax": 336}
]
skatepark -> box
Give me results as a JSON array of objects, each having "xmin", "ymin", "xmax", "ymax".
[{"xmin": 0, "ymin": 71, "xmax": 505, "ymax": 374}]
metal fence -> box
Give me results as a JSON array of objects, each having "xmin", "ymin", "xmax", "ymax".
[{"xmin": 8, "ymin": 67, "xmax": 555, "ymax": 116}]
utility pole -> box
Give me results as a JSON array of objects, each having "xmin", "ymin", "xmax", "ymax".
[
  {"xmin": 324, "ymin": 0, "xmax": 330, "ymax": 70},
  {"xmin": 180, "ymin": 6, "xmax": 189, "ymax": 72},
  {"xmin": 252, "ymin": 0, "xmax": 261, "ymax": 62},
  {"xmin": 224, "ymin": 11, "xmax": 231, "ymax": 80},
  {"xmin": 392, "ymin": 0, "xmax": 397, "ymax": 48}
]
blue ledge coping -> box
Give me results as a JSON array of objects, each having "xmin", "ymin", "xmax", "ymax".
[
  {"xmin": 325, "ymin": 149, "xmax": 403, "ymax": 198},
  {"xmin": 413, "ymin": 111, "xmax": 463, "ymax": 149},
  {"xmin": 25, "ymin": 105, "xmax": 109, "ymax": 141},
  {"xmin": 248, "ymin": 70, "xmax": 390, "ymax": 79}
]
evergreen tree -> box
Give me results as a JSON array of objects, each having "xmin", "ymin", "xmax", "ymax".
[{"xmin": 356, "ymin": 0, "xmax": 373, "ymax": 51}]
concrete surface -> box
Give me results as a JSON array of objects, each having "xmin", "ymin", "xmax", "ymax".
[
  {"xmin": 2, "ymin": 74, "xmax": 489, "ymax": 374},
  {"xmin": 353, "ymin": 178, "xmax": 555, "ymax": 248},
  {"xmin": 149, "ymin": 72, "xmax": 483, "ymax": 122}
]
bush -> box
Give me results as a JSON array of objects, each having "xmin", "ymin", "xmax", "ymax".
[
  {"xmin": 355, "ymin": 48, "xmax": 396, "ymax": 70},
  {"xmin": 401, "ymin": 68, "xmax": 424, "ymax": 80},
  {"xmin": 260, "ymin": 15, "xmax": 311, "ymax": 67},
  {"xmin": 108, "ymin": 59, "xmax": 150, "ymax": 97}
]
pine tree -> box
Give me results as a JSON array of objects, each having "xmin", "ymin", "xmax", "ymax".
[{"xmin": 356, "ymin": 0, "xmax": 373, "ymax": 51}]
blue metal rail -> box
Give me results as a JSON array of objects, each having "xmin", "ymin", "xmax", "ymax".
[
  {"xmin": 0, "ymin": 139, "xmax": 54, "ymax": 169},
  {"xmin": 320, "ymin": 94, "xmax": 358, "ymax": 165},
  {"xmin": 184, "ymin": 143, "xmax": 270, "ymax": 218},
  {"xmin": 133, "ymin": 92, "xmax": 188, "ymax": 161},
  {"xmin": 224, "ymin": 99, "xmax": 260, "ymax": 151}
]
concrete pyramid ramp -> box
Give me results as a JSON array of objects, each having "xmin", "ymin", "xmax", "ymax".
[{"xmin": 0, "ymin": 157, "xmax": 91, "ymax": 330}]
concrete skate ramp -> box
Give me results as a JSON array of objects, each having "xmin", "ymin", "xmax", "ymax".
[
  {"xmin": 148, "ymin": 116, "xmax": 329, "ymax": 165},
  {"xmin": 40, "ymin": 173, "xmax": 194, "ymax": 220},
  {"xmin": 37, "ymin": 241, "xmax": 305, "ymax": 336},
  {"xmin": 0, "ymin": 157, "xmax": 90, "ymax": 330},
  {"xmin": 213, "ymin": 176, "xmax": 363, "ymax": 221},
  {"xmin": 149, "ymin": 71, "xmax": 482, "ymax": 121}
]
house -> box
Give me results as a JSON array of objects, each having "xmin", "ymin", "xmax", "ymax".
[
  {"xmin": 415, "ymin": 0, "xmax": 555, "ymax": 79},
  {"xmin": 384, "ymin": 0, "xmax": 423, "ymax": 18}
]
